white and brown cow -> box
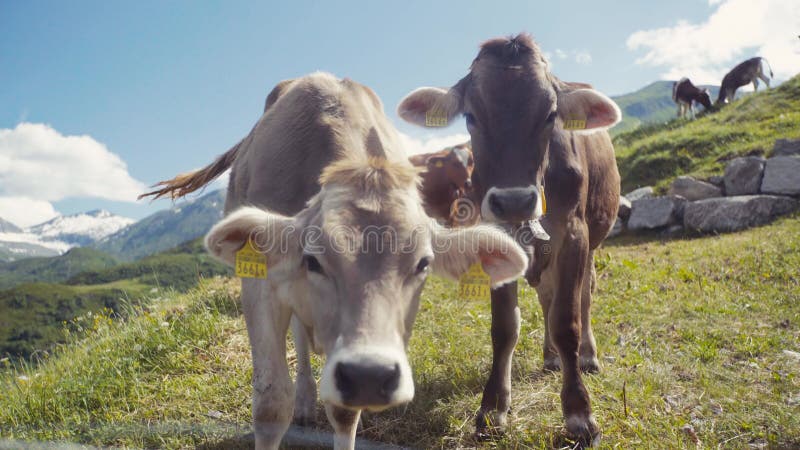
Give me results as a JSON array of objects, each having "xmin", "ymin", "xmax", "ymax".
[
  {"xmin": 141, "ymin": 72, "xmax": 528, "ymax": 450},
  {"xmin": 398, "ymin": 34, "xmax": 621, "ymax": 445},
  {"xmin": 672, "ymin": 77, "xmax": 712, "ymax": 119}
]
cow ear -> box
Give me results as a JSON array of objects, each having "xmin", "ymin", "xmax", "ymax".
[
  {"xmin": 397, "ymin": 87, "xmax": 462, "ymax": 128},
  {"xmin": 205, "ymin": 206, "xmax": 298, "ymax": 268},
  {"xmin": 431, "ymin": 224, "xmax": 528, "ymax": 287},
  {"xmin": 556, "ymin": 88, "xmax": 621, "ymax": 132}
]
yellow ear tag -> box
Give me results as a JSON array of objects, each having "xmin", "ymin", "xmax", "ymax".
[
  {"xmin": 235, "ymin": 239, "xmax": 267, "ymax": 279},
  {"xmin": 435, "ymin": 161, "xmax": 444, "ymax": 168},
  {"xmin": 540, "ymin": 187, "xmax": 547, "ymax": 215},
  {"xmin": 458, "ymin": 262, "xmax": 491, "ymax": 301},
  {"xmin": 563, "ymin": 118, "xmax": 587, "ymax": 130}
]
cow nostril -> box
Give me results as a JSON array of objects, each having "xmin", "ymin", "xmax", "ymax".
[
  {"xmin": 381, "ymin": 363, "xmax": 401, "ymax": 396},
  {"xmin": 335, "ymin": 363, "xmax": 355, "ymax": 396},
  {"xmin": 489, "ymin": 193, "xmax": 503, "ymax": 216},
  {"xmin": 464, "ymin": 179, "xmax": 473, "ymax": 189}
]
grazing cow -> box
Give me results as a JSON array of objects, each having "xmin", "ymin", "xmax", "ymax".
[
  {"xmin": 141, "ymin": 72, "xmax": 528, "ymax": 450},
  {"xmin": 408, "ymin": 142, "xmax": 477, "ymax": 225},
  {"xmin": 672, "ymin": 78, "xmax": 712, "ymax": 119},
  {"xmin": 717, "ymin": 57, "xmax": 773, "ymax": 105},
  {"xmin": 397, "ymin": 34, "xmax": 621, "ymax": 444}
]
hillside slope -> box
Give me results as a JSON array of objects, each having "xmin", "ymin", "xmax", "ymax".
[
  {"xmin": 0, "ymin": 247, "xmax": 119, "ymax": 291},
  {"xmin": 2, "ymin": 215, "xmax": 798, "ymax": 448},
  {"xmin": 614, "ymin": 74, "xmax": 800, "ymax": 192},
  {"xmin": 0, "ymin": 238, "xmax": 230, "ymax": 360}
]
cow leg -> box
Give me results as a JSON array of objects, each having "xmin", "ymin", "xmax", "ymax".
[
  {"xmin": 551, "ymin": 225, "xmax": 598, "ymax": 444},
  {"xmin": 325, "ymin": 403, "xmax": 361, "ymax": 450},
  {"xmin": 536, "ymin": 270, "xmax": 560, "ymax": 371},
  {"xmin": 241, "ymin": 279, "xmax": 294, "ymax": 450},
  {"xmin": 676, "ymin": 104, "xmax": 682, "ymax": 118},
  {"xmin": 476, "ymin": 281, "xmax": 520, "ymax": 436},
  {"xmin": 291, "ymin": 316, "xmax": 317, "ymax": 426},
  {"xmin": 753, "ymin": 79, "xmax": 759, "ymax": 92},
  {"xmin": 579, "ymin": 250, "xmax": 600, "ymax": 373},
  {"xmin": 759, "ymin": 73, "xmax": 771, "ymax": 89}
]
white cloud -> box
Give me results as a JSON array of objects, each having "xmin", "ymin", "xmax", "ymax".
[
  {"xmin": 555, "ymin": 49, "xmax": 568, "ymax": 59},
  {"xmin": 574, "ymin": 51, "xmax": 592, "ymax": 65},
  {"xmin": 0, "ymin": 196, "xmax": 58, "ymax": 228},
  {"xmin": 626, "ymin": 0, "xmax": 800, "ymax": 84},
  {"xmin": 0, "ymin": 123, "xmax": 147, "ymax": 227},
  {"xmin": 397, "ymin": 131, "xmax": 471, "ymax": 157}
]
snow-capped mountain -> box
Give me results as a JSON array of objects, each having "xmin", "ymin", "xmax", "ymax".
[
  {"xmin": 28, "ymin": 209, "xmax": 135, "ymax": 247},
  {"xmin": 0, "ymin": 210, "xmax": 134, "ymax": 262}
]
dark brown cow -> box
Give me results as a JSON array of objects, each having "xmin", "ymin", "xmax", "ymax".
[
  {"xmin": 398, "ymin": 34, "xmax": 621, "ymax": 444},
  {"xmin": 672, "ymin": 77, "xmax": 712, "ymax": 118},
  {"xmin": 717, "ymin": 56, "xmax": 773, "ymax": 104},
  {"xmin": 408, "ymin": 142, "xmax": 476, "ymax": 225}
]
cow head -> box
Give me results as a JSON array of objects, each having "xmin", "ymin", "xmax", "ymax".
[
  {"xmin": 205, "ymin": 142, "xmax": 527, "ymax": 412},
  {"xmin": 398, "ymin": 34, "xmax": 620, "ymax": 225},
  {"xmin": 698, "ymin": 89, "xmax": 713, "ymax": 110},
  {"xmin": 427, "ymin": 143, "xmax": 474, "ymax": 192}
]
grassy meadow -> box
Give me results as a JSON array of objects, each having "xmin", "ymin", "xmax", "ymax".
[{"xmin": 1, "ymin": 213, "xmax": 798, "ymax": 449}]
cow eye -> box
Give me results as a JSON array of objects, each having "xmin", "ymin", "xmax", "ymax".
[
  {"xmin": 303, "ymin": 254, "xmax": 324, "ymax": 275},
  {"xmin": 464, "ymin": 113, "xmax": 476, "ymax": 128},
  {"xmin": 415, "ymin": 256, "xmax": 432, "ymax": 275}
]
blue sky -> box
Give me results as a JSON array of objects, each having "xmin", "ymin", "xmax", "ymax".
[{"xmin": 1, "ymin": 0, "xmax": 797, "ymax": 226}]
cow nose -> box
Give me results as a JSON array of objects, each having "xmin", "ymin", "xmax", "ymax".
[
  {"xmin": 487, "ymin": 186, "xmax": 539, "ymax": 223},
  {"xmin": 464, "ymin": 179, "xmax": 473, "ymax": 189},
  {"xmin": 335, "ymin": 361, "xmax": 401, "ymax": 407}
]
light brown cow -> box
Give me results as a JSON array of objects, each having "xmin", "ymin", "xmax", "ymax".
[
  {"xmin": 398, "ymin": 34, "xmax": 621, "ymax": 445},
  {"xmin": 408, "ymin": 142, "xmax": 477, "ymax": 225},
  {"xmin": 141, "ymin": 72, "xmax": 528, "ymax": 450},
  {"xmin": 717, "ymin": 56, "xmax": 773, "ymax": 104}
]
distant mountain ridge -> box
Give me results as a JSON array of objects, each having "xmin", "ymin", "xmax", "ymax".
[
  {"xmin": 93, "ymin": 189, "xmax": 225, "ymax": 261},
  {"xmin": 0, "ymin": 210, "xmax": 133, "ymax": 262}
]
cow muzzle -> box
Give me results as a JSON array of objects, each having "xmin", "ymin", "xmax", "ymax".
[
  {"xmin": 319, "ymin": 345, "xmax": 414, "ymax": 411},
  {"xmin": 481, "ymin": 185, "xmax": 542, "ymax": 223}
]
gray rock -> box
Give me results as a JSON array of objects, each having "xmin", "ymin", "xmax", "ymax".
[
  {"xmin": 708, "ymin": 176, "xmax": 725, "ymax": 188},
  {"xmin": 761, "ymin": 156, "xmax": 800, "ymax": 196},
  {"xmin": 625, "ymin": 186, "xmax": 654, "ymax": 202},
  {"xmin": 607, "ymin": 218, "xmax": 624, "ymax": 238},
  {"xmin": 724, "ymin": 157, "xmax": 765, "ymax": 196},
  {"xmin": 628, "ymin": 196, "xmax": 687, "ymax": 231},
  {"xmin": 669, "ymin": 176, "xmax": 722, "ymax": 201},
  {"xmin": 618, "ymin": 196, "xmax": 632, "ymax": 220},
  {"xmin": 684, "ymin": 195, "xmax": 799, "ymax": 233},
  {"xmin": 773, "ymin": 139, "xmax": 800, "ymax": 157}
]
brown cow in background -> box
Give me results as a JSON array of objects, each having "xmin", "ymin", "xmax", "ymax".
[
  {"xmin": 409, "ymin": 142, "xmax": 478, "ymax": 226},
  {"xmin": 717, "ymin": 56, "xmax": 773, "ymax": 104},
  {"xmin": 672, "ymin": 77, "xmax": 712, "ymax": 119}
]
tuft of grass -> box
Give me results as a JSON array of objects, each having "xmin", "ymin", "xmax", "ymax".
[
  {"xmin": 2, "ymin": 216, "xmax": 800, "ymax": 448},
  {"xmin": 614, "ymin": 75, "xmax": 800, "ymax": 193}
]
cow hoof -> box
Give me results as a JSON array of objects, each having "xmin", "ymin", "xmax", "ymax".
[
  {"xmin": 566, "ymin": 414, "xmax": 601, "ymax": 448},
  {"xmin": 579, "ymin": 356, "xmax": 600, "ymax": 374},
  {"xmin": 543, "ymin": 357, "xmax": 561, "ymax": 372},
  {"xmin": 474, "ymin": 408, "xmax": 508, "ymax": 440}
]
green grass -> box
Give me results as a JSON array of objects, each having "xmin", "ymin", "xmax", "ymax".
[
  {"xmin": 2, "ymin": 215, "xmax": 799, "ymax": 448},
  {"xmin": 614, "ymin": 75, "xmax": 800, "ymax": 193}
]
